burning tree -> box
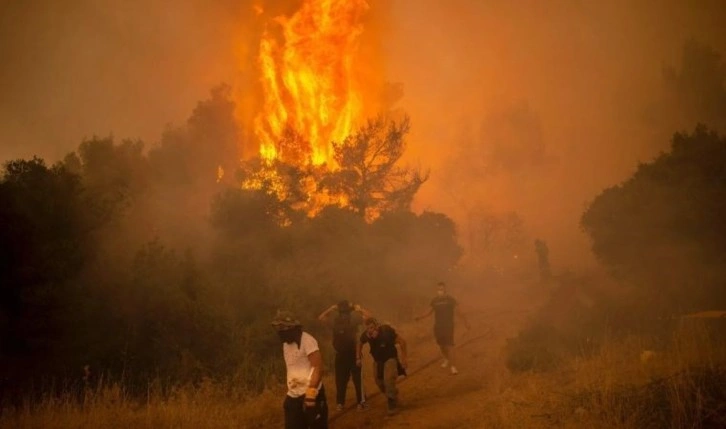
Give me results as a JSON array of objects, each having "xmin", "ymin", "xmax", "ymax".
[
  {"xmin": 323, "ymin": 115, "xmax": 428, "ymax": 219},
  {"xmin": 240, "ymin": 115, "xmax": 427, "ymax": 222},
  {"xmin": 235, "ymin": 0, "xmax": 424, "ymax": 221},
  {"xmin": 249, "ymin": 0, "xmax": 373, "ymax": 166}
]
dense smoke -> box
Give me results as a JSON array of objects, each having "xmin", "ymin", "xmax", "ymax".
[
  {"xmin": 3, "ymin": 0, "xmax": 725, "ymax": 270},
  {"xmin": 385, "ymin": 0, "xmax": 726, "ymax": 267},
  {"xmin": 2, "ymin": 0, "xmax": 726, "ymax": 415},
  {"xmin": 0, "ymin": 0, "xmax": 249, "ymax": 160}
]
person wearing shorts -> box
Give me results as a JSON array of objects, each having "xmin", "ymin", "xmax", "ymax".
[{"xmin": 415, "ymin": 282, "xmax": 469, "ymax": 375}]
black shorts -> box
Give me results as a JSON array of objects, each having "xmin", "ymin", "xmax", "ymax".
[{"xmin": 434, "ymin": 325, "xmax": 454, "ymax": 346}]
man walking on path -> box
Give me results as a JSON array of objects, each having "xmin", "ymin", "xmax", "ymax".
[
  {"xmin": 317, "ymin": 300, "xmax": 372, "ymax": 411},
  {"xmin": 272, "ymin": 310, "xmax": 328, "ymax": 429},
  {"xmin": 357, "ymin": 318, "xmax": 408, "ymax": 416},
  {"xmin": 415, "ymin": 282, "xmax": 470, "ymax": 375}
]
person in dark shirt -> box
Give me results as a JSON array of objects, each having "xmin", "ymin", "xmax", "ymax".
[
  {"xmin": 317, "ymin": 300, "xmax": 372, "ymax": 411},
  {"xmin": 356, "ymin": 318, "xmax": 407, "ymax": 415},
  {"xmin": 415, "ymin": 282, "xmax": 469, "ymax": 375}
]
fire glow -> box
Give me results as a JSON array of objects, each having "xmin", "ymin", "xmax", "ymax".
[{"xmin": 253, "ymin": 0, "xmax": 370, "ymax": 167}]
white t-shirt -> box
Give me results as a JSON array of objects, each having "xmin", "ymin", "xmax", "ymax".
[{"xmin": 283, "ymin": 331, "xmax": 322, "ymax": 398}]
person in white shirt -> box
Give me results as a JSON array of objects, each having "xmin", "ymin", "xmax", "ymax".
[{"xmin": 272, "ymin": 310, "xmax": 328, "ymax": 429}]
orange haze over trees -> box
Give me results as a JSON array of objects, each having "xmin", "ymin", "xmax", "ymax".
[
  {"xmin": 0, "ymin": 1, "xmax": 455, "ymax": 400},
  {"xmin": 3, "ymin": 2, "xmax": 726, "ymax": 426}
]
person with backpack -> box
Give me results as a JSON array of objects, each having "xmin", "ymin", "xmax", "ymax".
[
  {"xmin": 317, "ymin": 300, "xmax": 372, "ymax": 411},
  {"xmin": 357, "ymin": 318, "xmax": 408, "ymax": 416},
  {"xmin": 414, "ymin": 281, "xmax": 470, "ymax": 375}
]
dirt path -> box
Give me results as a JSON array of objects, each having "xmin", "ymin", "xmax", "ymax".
[{"xmin": 330, "ymin": 296, "xmax": 537, "ymax": 429}]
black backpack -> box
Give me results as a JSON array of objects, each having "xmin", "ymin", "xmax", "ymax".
[{"xmin": 332, "ymin": 312, "xmax": 357, "ymax": 352}]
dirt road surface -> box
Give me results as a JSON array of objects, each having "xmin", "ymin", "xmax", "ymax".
[{"xmin": 331, "ymin": 284, "xmax": 539, "ymax": 429}]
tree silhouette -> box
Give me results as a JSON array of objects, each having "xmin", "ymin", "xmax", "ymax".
[
  {"xmin": 0, "ymin": 158, "xmax": 105, "ymax": 380},
  {"xmin": 581, "ymin": 125, "xmax": 726, "ymax": 310},
  {"xmin": 150, "ymin": 84, "xmax": 240, "ymax": 189},
  {"xmin": 323, "ymin": 115, "xmax": 428, "ymax": 219},
  {"xmin": 664, "ymin": 40, "xmax": 726, "ymax": 129}
]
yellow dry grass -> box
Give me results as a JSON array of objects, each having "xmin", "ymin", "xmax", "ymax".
[
  {"xmin": 0, "ymin": 376, "xmax": 290, "ymax": 429},
  {"xmin": 478, "ymin": 319, "xmax": 726, "ymax": 429}
]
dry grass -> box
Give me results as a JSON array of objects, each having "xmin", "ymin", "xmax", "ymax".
[
  {"xmin": 0, "ymin": 319, "xmax": 428, "ymax": 429},
  {"xmin": 0, "ymin": 378, "xmax": 284, "ymax": 429},
  {"xmin": 480, "ymin": 319, "xmax": 726, "ymax": 429},
  {"xmin": 3, "ymin": 308, "xmax": 724, "ymax": 429}
]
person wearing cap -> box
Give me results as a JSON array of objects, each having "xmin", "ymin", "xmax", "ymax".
[
  {"xmin": 317, "ymin": 300, "xmax": 372, "ymax": 412},
  {"xmin": 272, "ymin": 310, "xmax": 328, "ymax": 429},
  {"xmin": 356, "ymin": 317, "xmax": 407, "ymax": 416},
  {"xmin": 414, "ymin": 281, "xmax": 470, "ymax": 375}
]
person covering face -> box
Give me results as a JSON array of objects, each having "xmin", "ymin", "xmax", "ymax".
[{"xmin": 272, "ymin": 310, "xmax": 329, "ymax": 429}]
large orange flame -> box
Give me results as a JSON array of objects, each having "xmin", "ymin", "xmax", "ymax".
[{"xmin": 254, "ymin": 0, "xmax": 370, "ymax": 166}]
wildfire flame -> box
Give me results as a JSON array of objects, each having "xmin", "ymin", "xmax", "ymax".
[{"xmin": 254, "ymin": 0, "xmax": 370, "ymax": 166}]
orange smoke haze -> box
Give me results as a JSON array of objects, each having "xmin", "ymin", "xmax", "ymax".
[
  {"xmin": 1, "ymin": 0, "xmax": 726, "ymax": 268},
  {"xmin": 383, "ymin": 0, "xmax": 726, "ymax": 267}
]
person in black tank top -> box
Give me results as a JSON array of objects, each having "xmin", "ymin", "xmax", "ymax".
[
  {"xmin": 415, "ymin": 282, "xmax": 470, "ymax": 375},
  {"xmin": 318, "ymin": 300, "xmax": 373, "ymax": 411}
]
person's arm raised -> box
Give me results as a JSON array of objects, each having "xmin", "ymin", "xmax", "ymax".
[
  {"xmin": 414, "ymin": 307, "xmax": 434, "ymax": 322},
  {"xmin": 317, "ymin": 304, "xmax": 337, "ymax": 323},
  {"xmin": 354, "ymin": 304, "xmax": 373, "ymax": 319}
]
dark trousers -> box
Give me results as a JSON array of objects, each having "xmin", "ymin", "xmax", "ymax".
[
  {"xmin": 283, "ymin": 385, "xmax": 328, "ymax": 429},
  {"xmin": 334, "ymin": 351, "xmax": 364, "ymax": 405}
]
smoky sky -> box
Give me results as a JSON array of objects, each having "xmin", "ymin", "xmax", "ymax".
[
  {"xmin": 0, "ymin": 0, "xmax": 251, "ymax": 161},
  {"xmin": 1, "ymin": 0, "xmax": 725, "ymax": 267},
  {"xmin": 385, "ymin": 0, "xmax": 726, "ymax": 265}
]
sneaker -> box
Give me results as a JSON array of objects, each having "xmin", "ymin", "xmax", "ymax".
[
  {"xmin": 336, "ymin": 404, "xmax": 344, "ymax": 411},
  {"xmin": 356, "ymin": 402, "xmax": 369, "ymax": 412},
  {"xmin": 450, "ymin": 366, "xmax": 459, "ymax": 375},
  {"xmin": 440, "ymin": 359, "xmax": 449, "ymax": 368}
]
